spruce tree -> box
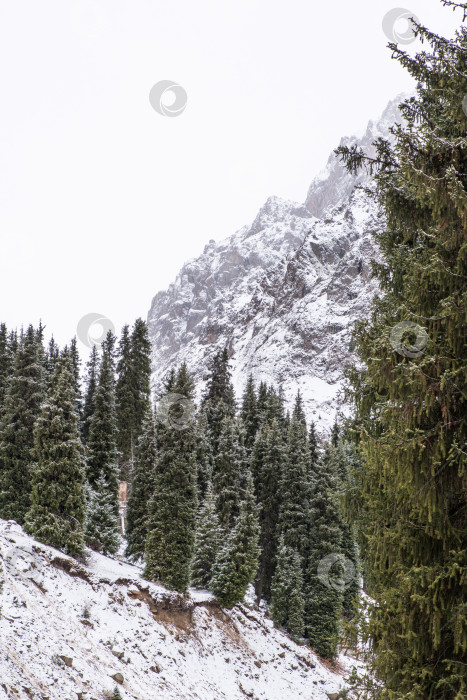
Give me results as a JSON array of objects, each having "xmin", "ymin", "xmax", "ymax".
[
  {"xmin": 82, "ymin": 345, "xmax": 99, "ymax": 445},
  {"xmin": 277, "ymin": 414, "xmax": 312, "ymax": 559},
  {"xmin": 0, "ymin": 323, "xmax": 11, "ymax": 411},
  {"xmin": 213, "ymin": 416, "xmax": 243, "ymax": 531},
  {"xmin": 333, "ymin": 440, "xmax": 360, "ymax": 620},
  {"xmin": 330, "ymin": 418, "xmax": 339, "ymax": 448},
  {"xmin": 85, "ymin": 475, "xmax": 120, "ymax": 555},
  {"xmin": 337, "ymin": 5, "xmax": 467, "ymax": 694},
  {"xmin": 211, "ymin": 472, "xmax": 260, "ymax": 607},
  {"xmin": 45, "ymin": 336, "xmax": 60, "ymax": 380},
  {"xmin": 69, "ymin": 336, "xmax": 82, "ymax": 419},
  {"xmin": 0, "ymin": 325, "xmax": 45, "ymax": 523},
  {"xmin": 304, "ymin": 444, "xmax": 343, "ymax": 659},
  {"xmin": 116, "ymin": 320, "xmax": 152, "ymax": 479},
  {"xmin": 194, "ymin": 409, "xmax": 214, "ymax": 500},
  {"xmin": 85, "ymin": 333, "xmax": 120, "ymax": 553},
  {"xmin": 115, "ymin": 324, "xmax": 134, "ymax": 475},
  {"xmin": 191, "ymin": 482, "xmax": 222, "ymax": 588},
  {"xmin": 145, "ymin": 364, "xmax": 198, "ymax": 592},
  {"xmin": 256, "ymin": 381, "xmax": 268, "ymax": 425},
  {"xmin": 240, "ymin": 374, "xmax": 258, "ymax": 451},
  {"xmin": 263, "ymin": 385, "xmax": 285, "ymax": 427},
  {"xmin": 130, "ymin": 318, "xmax": 152, "ymax": 444},
  {"xmin": 111, "ymin": 688, "xmax": 122, "ymax": 700},
  {"xmin": 308, "ymin": 421, "xmax": 319, "ymax": 472},
  {"xmin": 270, "ymin": 536, "xmax": 305, "ymax": 641},
  {"xmin": 292, "ymin": 390, "xmax": 306, "ymax": 427},
  {"xmin": 24, "ymin": 353, "xmax": 86, "ymax": 557},
  {"xmin": 125, "ymin": 407, "xmax": 157, "ymax": 561},
  {"xmin": 86, "ymin": 332, "xmax": 119, "ymax": 504},
  {"xmin": 254, "ymin": 419, "xmax": 284, "ymax": 602},
  {"xmin": 201, "ymin": 348, "xmax": 236, "ymax": 453}
]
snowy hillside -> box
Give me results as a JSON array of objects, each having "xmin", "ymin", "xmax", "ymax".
[
  {"xmin": 0, "ymin": 519, "xmax": 362, "ymax": 700},
  {"xmin": 147, "ymin": 97, "xmax": 404, "ymax": 430}
]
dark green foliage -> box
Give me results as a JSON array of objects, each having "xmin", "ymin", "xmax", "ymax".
[
  {"xmin": 263, "ymin": 385, "xmax": 286, "ymax": 429},
  {"xmin": 194, "ymin": 409, "xmax": 214, "ymax": 500},
  {"xmin": 330, "ymin": 418, "xmax": 339, "ymax": 448},
  {"xmin": 256, "ymin": 381, "xmax": 268, "ymax": 424},
  {"xmin": 277, "ymin": 414, "xmax": 312, "ymax": 559},
  {"xmin": 333, "ymin": 440, "xmax": 360, "ymax": 619},
  {"xmin": 308, "ymin": 421, "xmax": 319, "ymax": 471},
  {"xmin": 213, "ymin": 416, "xmax": 244, "ymax": 531},
  {"xmin": 340, "ymin": 520, "xmax": 359, "ymax": 621},
  {"xmin": 253, "ymin": 419, "xmax": 284, "ymax": 602},
  {"xmin": 144, "ymin": 365, "xmax": 198, "ymax": 592},
  {"xmin": 45, "ymin": 336, "xmax": 60, "ymax": 379},
  {"xmin": 24, "ymin": 353, "xmax": 86, "ymax": 557},
  {"xmin": 82, "ymin": 345, "xmax": 99, "ymax": 445},
  {"xmin": 125, "ymin": 408, "xmax": 157, "ymax": 561},
  {"xmin": 211, "ymin": 472, "xmax": 260, "ymax": 607},
  {"xmin": 191, "ymin": 482, "xmax": 222, "ymax": 588},
  {"xmin": 336, "ymin": 7, "xmax": 467, "ymax": 695},
  {"xmin": 0, "ymin": 323, "xmax": 12, "ymax": 410},
  {"xmin": 116, "ymin": 320, "xmax": 152, "ymax": 479},
  {"xmin": 292, "ymin": 391, "xmax": 306, "ymax": 427},
  {"xmin": 111, "ymin": 687, "xmax": 122, "ymax": 700},
  {"xmin": 0, "ymin": 325, "xmax": 45, "ymax": 523},
  {"xmin": 87, "ymin": 332, "xmax": 119, "ymax": 507},
  {"xmin": 69, "ymin": 337, "xmax": 82, "ymax": 419},
  {"xmin": 202, "ymin": 348, "xmax": 236, "ymax": 453},
  {"xmin": 240, "ymin": 374, "xmax": 258, "ymax": 450},
  {"xmin": 130, "ymin": 318, "xmax": 152, "ymax": 444},
  {"xmin": 85, "ymin": 475, "xmax": 120, "ymax": 555},
  {"xmin": 304, "ymin": 444, "xmax": 344, "ymax": 659},
  {"xmin": 270, "ymin": 535, "xmax": 305, "ymax": 641},
  {"xmin": 115, "ymin": 324, "xmax": 133, "ymax": 474}
]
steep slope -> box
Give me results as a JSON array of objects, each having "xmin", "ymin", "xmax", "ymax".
[
  {"xmin": 0, "ymin": 519, "xmax": 361, "ymax": 699},
  {"xmin": 147, "ymin": 98, "xmax": 404, "ymax": 429}
]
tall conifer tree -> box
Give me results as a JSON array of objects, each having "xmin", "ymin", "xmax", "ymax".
[
  {"xmin": 191, "ymin": 482, "xmax": 222, "ymax": 588},
  {"xmin": 304, "ymin": 444, "xmax": 343, "ymax": 659},
  {"xmin": 270, "ymin": 536, "xmax": 305, "ymax": 641},
  {"xmin": 201, "ymin": 348, "xmax": 236, "ymax": 453},
  {"xmin": 125, "ymin": 407, "xmax": 157, "ymax": 561},
  {"xmin": 85, "ymin": 333, "xmax": 120, "ymax": 552},
  {"xmin": 145, "ymin": 364, "xmax": 198, "ymax": 592},
  {"xmin": 82, "ymin": 345, "xmax": 99, "ymax": 445},
  {"xmin": 211, "ymin": 472, "xmax": 260, "ymax": 607},
  {"xmin": 130, "ymin": 318, "xmax": 152, "ymax": 444},
  {"xmin": 115, "ymin": 324, "xmax": 134, "ymax": 476},
  {"xmin": 25, "ymin": 352, "xmax": 86, "ymax": 556},
  {"xmin": 254, "ymin": 419, "xmax": 285, "ymax": 602},
  {"xmin": 0, "ymin": 323, "xmax": 11, "ymax": 411},
  {"xmin": 86, "ymin": 332, "xmax": 119, "ymax": 502},
  {"xmin": 277, "ymin": 413, "xmax": 312, "ymax": 560},
  {"xmin": 337, "ymin": 5, "xmax": 467, "ymax": 694},
  {"xmin": 0, "ymin": 325, "xmax": 45, "ymax": 523},
  {"xmin": 240, "ymin": 375, "xmax": 259, "ymax": 451},
  {"xmin": 213, "ymin": 416, "xmax": 243, "ymax": 531}
]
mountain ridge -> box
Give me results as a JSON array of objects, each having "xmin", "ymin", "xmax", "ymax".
[{"xmin": 147, "ymin": 97, "xmax": 404, "ymax": 430}]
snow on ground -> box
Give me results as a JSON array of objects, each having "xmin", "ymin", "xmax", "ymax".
[{"xmin": 0, "ymin": 519, "xmax": 364, "ymax": 699}]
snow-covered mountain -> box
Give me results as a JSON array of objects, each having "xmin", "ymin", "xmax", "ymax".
[
  {"xmin": 147, "ymin": 98, "xmax": 404, "ymax": 430},
  {"xmin": 0, "ymin": 519, "xmax": 362, "ymax": 699}
]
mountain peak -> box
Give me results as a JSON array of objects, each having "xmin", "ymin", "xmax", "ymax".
[{"xmin": 147, "ymin": 98, "xmax": 402, "ymax": 430}]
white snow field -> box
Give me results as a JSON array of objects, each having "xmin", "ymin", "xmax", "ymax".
[{"xmin": 0, "ymin": 519, "xmax": 363, "ymax": 699}]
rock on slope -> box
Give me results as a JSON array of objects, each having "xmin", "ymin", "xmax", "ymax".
[
  {"xmin": 0, "ymin": 519, "xmax": 361, "ymax": 700},
  {"xmin": 147, "ymin": 98, "xmax": 404, "ymax": 430}
]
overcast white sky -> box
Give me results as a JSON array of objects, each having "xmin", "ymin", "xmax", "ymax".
[{"xmin": 0, "ymin": 0, "xmax": 463, "ymax": 352}]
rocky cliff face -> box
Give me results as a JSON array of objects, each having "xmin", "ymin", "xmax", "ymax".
[{"xmin": 147, "ymin": 98, "xmax": 403, "ymax": 431}]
